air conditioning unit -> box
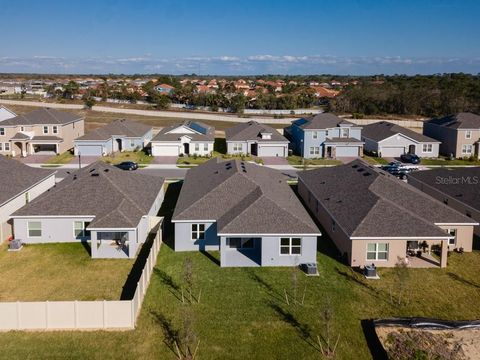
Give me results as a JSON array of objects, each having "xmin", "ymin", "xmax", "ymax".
[
  {"xmin": 301, "ymin": 262, "xmax": 318, "ymax": 276},
  {"xmin": 364, "ymin": 264, "xmax": 379, "ymax": 279},
  {"xmin": 8, "ymin": 239, "xmax": 23, "ymax": 252}
]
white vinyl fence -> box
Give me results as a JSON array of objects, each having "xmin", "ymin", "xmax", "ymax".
[{"xmin": 0, "ymin": 228, "xmax": 162, "ymax": 331}]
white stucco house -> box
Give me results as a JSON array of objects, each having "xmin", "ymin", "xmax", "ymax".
[
  {"xmin": 0, "ymin": 155, "xmax": 55, "ymax": 243},
  {"xmin": 362, "ymin": 121, "xmax": 440, "ymax": 158},
  {"xmin": 151, "ymin": 121, "xmax": 215, "ymax": 157}
]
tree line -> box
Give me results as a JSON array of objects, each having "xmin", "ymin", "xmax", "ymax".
[{"xmin": 327, "ymin": 73, "xmax": 480, "ymax": 117}]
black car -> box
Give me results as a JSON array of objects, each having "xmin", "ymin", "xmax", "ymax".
[
  {"xmin": 400, "ymin": 153, "xmax": 421, "ymax": 164},
  {"xmin": 116, "ymin": 161, "xmax": 138, "ymax": 171}
]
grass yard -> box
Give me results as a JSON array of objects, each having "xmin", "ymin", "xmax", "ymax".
[
  {"xmin": 288, "ymin": 155, "xmax": 342, "ymax": 166},
  {"xmin": 362, "ymin": 155, "xmax": 389, "ymax": 165},
  {"xmin": 101, "ymin": 150, "xmax": 154, "ymax": 165},
  {"xmin": 1, "ymin": 184, "xmax": 479, "ymax": 359},
  {"xmin": 421, "ymin": 157, "xmax": 480, "ymax": 166},
  {"xmin": 0, "ymin": 243, "xmax": 133, "ymax": 301},
  {"xmin": 44, "ymin": 151, "xmax": 75, "ymax": 165}
]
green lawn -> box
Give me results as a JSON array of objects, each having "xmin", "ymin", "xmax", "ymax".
[
  {"xmin": 0, "ymin": 243, "xmax": 133, "ymax": 301},
  {"xmin": 1, "ymin": 184, "xmax": 480, "ymax": 359},
  {"xmin": 288, "ymin": 155, "xmax": 342, "ymax": 166},
  {"xmin": 362, "ymin": 155, "xmax": 389, "ymax": 165},
  {"xmin": 102, "ymin": 150, "xmax": 154, "ymax": 165},
  {"xmin": 421, "ymin": 157, "xmax": 480, "ymax": 166},
  {"xmin": 45, "ymin": 151, "xmax": 75, "ymax": 165}
]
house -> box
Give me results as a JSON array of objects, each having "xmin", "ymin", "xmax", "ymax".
[
  {"xmin": 0, "ymin": 108, "xmax": 84, "ymax": 157},
  {"xmin": 310, "ymin": 86, "xmax": 339, "ymax": 98},
  {"xmin": 11, "ymin": 162, "xmax": 165, "ymax": 259},
  {"xmin": 0, "ymin": 106, "xmax": 16, "ymax": 121},
  {"xmin": 0, "ymin": 156, "xmax": 55, "ymax": 243},
  {"xmin": 225, "ymin": 121, "xmax": 289, "ymax": 157},
  {"xmin": 172, "ymin": 158, "xmax": 321, "ymax": 267},
  {"xmin": 408, "ymin": 167, "xmax": 480, "ymax": 238},
  {"xmin": 154, "ymin": 84, "xmax": 175, "ymax": 95},
  {"xmin": 151, "ymin": 121, "xmax": 214, "ymax": 156},
  {"xmin": 298, "ymin": 160, "xmax": 478, "ymax": 268},
  {"xmin": 286, "ymin": 113, "xmax": 364, "ymax": 159},
  {"xmin": 74, "ymin": 119, "xmax": 152, "ymax": 156},
  {"xmin": 423, "ymin": 112, "xmax": 480, "ymax": 158},
  {"xmin": 362, "ymin": 121, "xmax": 440, "ymax": 158}
]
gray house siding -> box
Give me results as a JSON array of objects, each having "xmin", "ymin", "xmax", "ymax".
[
  {"xmin": 219, "ymin": 236, "xmax": 317, "ymax": 267},
  {"xmin": 366, "ymin": 134, "xmax": 440, "ymax": 158},
  {"xmin": 174, "ymin": 222, "xmax": 219, "ymax": 251},
  {"xmin": 75, "ymin": 140, "xmax": 112, "ymax": 156},
  {"xmin": 286, "ymin": 125, "xmax": 306, "ymax": 156},
  {"xmin": 424, "ymin": 123, "xmax": 457, "ymax": 157},
  {"xmin": 13, "ymin": 217, "xmax": 95, "ymax": 243},
  {"xmin": 226, "ymin": 141, "xmax": 248, "ymax": 155}
]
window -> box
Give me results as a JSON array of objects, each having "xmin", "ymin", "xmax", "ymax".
[
  {"xmin": 0, "ymin": 143, "xmax": 2, "ymax": 151},
  {"xmin": 233, "ymin": 143, "xmax": 242, "ymax": 152},
  {"xmin": 130, "ymin": 140, "xmax": 135, "ymax": 147},
  {"xmin": 280, "ymin": 237, "xmax": 301, "ymax": 255},
  {"xmin": 309, "ymin": 147, "xmax": 320, "ymax": 156},
  {"xmin": 325, "ymin": 130, "xmax": 329, "ymax": 137},
  {"xmin": 204, "ymin": 143, "xmax": 208, "ymax": 151},
  {"xmin": 4, "ymin": 143, "xmax": 10, "ymax": 151},
  {"xmin": 462, "ymin": 144, "xmax": 473, "ymax": 155},
  {"xmin": 0, "ymin": 128, "xmax": 4, "ymax": 136},
  {"xmin": 312, "ymin": 131, "xmax": 318, "ymax": 139},
  {"xmin": 191, "ymin": 224, "xmax": 205, "ymax": 240},
  {"xmin": 446, "ymin": 229, "xmax": 456, "ymax": 246},
  {"xmin": 466, "ymin": 130, "xmax": 472, "ymax": 139},
  {"xmin": 340, "ymin": 128, "xmax": 349, "ymax": 138},
  {"xmin": 28, "ymin": 221, "xmax": 42, "ymax": 237},
  {"xmin": 366, "ymin": 243, "xmax": 389, "ymax": 261},
  {"xmin": 422, "ymin": 144, "xmax": 432, "ymax": 153},
  {"xmin": 195, "ymin": 143, "xmax": 200, "ymax": 152},
  {"xmin": 43, "ymin": 126, "xmax": 49, "ymax": 134},
  {"xmin": 228, "ymin": 238, "xmax": 255, "ymax": 249},
  {"xmin": 20, "ymin": 126, "xmax": 25, "ymax": 132},
  {"xmin": 52, "ymin": 126, "xmax": 58, "ymax": 134},
  {"xmin": 25, "ymin": 192, "xmax": 29, "ymax": 204},
  {"xmin": 74, "ymin": 221, "xmax": 91, "ymax": 238}
]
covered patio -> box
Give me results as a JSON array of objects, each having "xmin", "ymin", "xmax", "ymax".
[{"xmin": 405, "ymin": 239, "xmax": 448, "ymax": 268}]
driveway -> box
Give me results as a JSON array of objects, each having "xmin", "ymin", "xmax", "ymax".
[
  {"xmin": 69, "ymin": 155, "xmax": 100, "ymax": 166},
  {"xmin": 261, "ymin": 157, "xmax": 289, "ymax": 165},
  {"xmin": 151, "ymin": 156, "xmax": 179, "ymax": 165},
  {"xmin": 337, "ymin": 157, "xmax": 358, "ymax": 164},
  {"xmin": 17, "ymin": 154, "xmax": 55, "ymax": 164}
]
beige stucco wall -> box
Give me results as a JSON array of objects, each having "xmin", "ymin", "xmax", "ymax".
[
  {"xmin": 436, "ymin": 224, "xmax": 474, "ymax": 252},
  {"xmin": 455, "ymin": 129, "xmax": 480, "ymax": 159}
]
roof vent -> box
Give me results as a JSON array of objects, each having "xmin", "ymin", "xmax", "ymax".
[
  {"xmin": 363, "ymin": 172, "xmax": 371, "ymax": 176},
  {"xmin": 104, "ymin": 169, "xmax": 109, "ymax": 172},
  {"xmin": 214, "ymin": 170, "xmax": 219, "ymax": 174},
  {"xmin": 324, "ymin": 197, "xmax": 330, "ymax": 201},
  {"xmin": 73, "ymin": 175, "xmax": 77, "ymax": 180},
  {"xmin": 357, "ymin": 168, "xmax": 365, "ymax": 172},
  {"xmin": 91, "ymin": 173, "xmax": 99, "ymax": 177},
  {"xmin": 352, "ymin": 164, "xmax": 358, "ymax": 168},
  {"xmin": 320, "ymin": 181, "xmax": 326, "ymax": 184},
  {"xmin": 455, "ymin": 194, "xmax": 463, "ymax": 197}
]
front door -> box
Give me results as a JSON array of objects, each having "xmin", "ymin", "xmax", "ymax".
[
  {"xmin": 326, "ymin": 146, "xmax": 332, "ymax": 158},
  {"xmin": 183, "ymin": 143, "xmax": 190, "ymax": 155},
  {"xmin": 408, "ymin": 144, "xmax": 415, "ymax": 154},
  {"xmin": 250, "ymin": 143, "xmax": 258, "ymax": 156}
]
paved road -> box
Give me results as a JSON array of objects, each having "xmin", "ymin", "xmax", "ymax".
[{"xmin": 0, "ymin": 99, "xmax": 295, "ymax": 124}]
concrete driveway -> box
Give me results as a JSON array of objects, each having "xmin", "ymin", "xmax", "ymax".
[
  {"xmin": 17, "ymin": 154, "xmax": 55, "ymax": 164},
  {"xmin": 151, "ymin": 156, "xmax": 178, "ymax": 165},
  {"xmin": 69, "ymin": 155, "xmax": 100, "ymax": 166},
  {"xmin": 337, "ymin": 157, "xmax": 358, "ymax": 164},
  {"xmin": 262, "ymin": 157, "xmax": 289, "ymax": 165}
]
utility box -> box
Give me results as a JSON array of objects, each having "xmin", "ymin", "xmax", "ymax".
[
  {"xmin": 8, "ymin": 239, "xmax": 23, "ymax": 251},
  {"xmin": 301, "ymin": 263, "xmax": 318, "ymax": 276}
]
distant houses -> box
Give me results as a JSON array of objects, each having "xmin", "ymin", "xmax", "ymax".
[
  {"xmin": 154, "ymin": 83, "xmax": 175, "ymax": 95},
  {"xmin": 74, "ymin": 119, "xmax": 152, "ymax": 156}
]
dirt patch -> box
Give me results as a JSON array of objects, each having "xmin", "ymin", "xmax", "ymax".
[{"xmin": 376, "ymin": 326, "xmax": 480, "ymax": 360}]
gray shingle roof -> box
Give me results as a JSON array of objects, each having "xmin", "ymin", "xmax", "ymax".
[
  {"xmin": 13, "ymin": 161, "xmax": 164, "ymax": 229},
  {"xmin": 76, "ymin": 119, "xmax": 151, "ymax": 141},
  {"xmin": 225, "ymin": 121, "xmax": 288, "ymax": 143},
  {"xmin": 10, "ymin": 132, "xmax": 30, "ymax": 140},
  {"xmin": 152, "ymin": 121, "xmax": 214, "ymax": 142},
  {"xmin": 362, "ymin": 121, "xmax": 439, "ymax": 143},
  {"xmin": 408, "ymin": 167, "xmax": 480, "ymax": 212},
  {"xmin": 292, "ymin": 113, "xmax": 355, "ymax": 130},
  {"xmin": 0, "ymin": 108, "xmax": 82, "ymax": 126},
  {"xmin": 0, "ymin": 155, "xmax": 55, "ymax": 206},
  {"xmin": 323, "ymin": 137, "xmax": 364, "ymax": 144},
  {"xmin": 298, "ymin": 159, "xmax": 475, "ymax": 239},
  {"xmin": 426, "ymin": 112, "xmax": 480, "ymax": 130},
  {"xmin": 173, "ymin": 158, "xmax": 320, "ymax": 235},
  {"xmin": 31, "ymin": 136, "xmax": 63, "ymax": 142}
]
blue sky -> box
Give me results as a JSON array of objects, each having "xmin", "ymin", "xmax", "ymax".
[{"xmin": 1, "ymin": 0, "xmax": 479, "ymax": 75}]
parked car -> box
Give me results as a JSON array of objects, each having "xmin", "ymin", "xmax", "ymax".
[
  {"xmin": 381, "ymin": 161, "xmax": 416, "ymax": 179},
  {"xmin": 116, "ymin": 161, "xmax": 138, "ymax": 171},
  {"xmin": 400, "ymin": 153, "xmax": 421, "ymax": 164}
]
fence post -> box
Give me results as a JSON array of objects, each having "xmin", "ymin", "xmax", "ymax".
[{"xmin": 45, "ymin": 301, "xmax": 49, "ymax": 330}]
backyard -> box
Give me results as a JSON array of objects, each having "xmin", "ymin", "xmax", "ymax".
[
  {"xmin": 0, "ymin": 243, "xmax": 134, "ymax": 301},
  {"xmin": 0, "ymin": 183, "xmax": 479, "ymax": 359}
]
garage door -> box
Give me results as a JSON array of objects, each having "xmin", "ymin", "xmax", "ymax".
[
  {"xmin": 336, "ymin": 146, "xmax": 359, "ymax": 157},
  {"xmin": 380, "ymin": 147, "xmax": 405, "ymax": 157},
  {"xmin": 76, "ymin": 144, "xmax": 103, "ymax": 156},
  {"xmin": 258, "ymin": 145, "xmax": 285, "ymax": 157},
  {"xmin": 152, "ymin": 144, "xmax": 179, "ymax": 156}
]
